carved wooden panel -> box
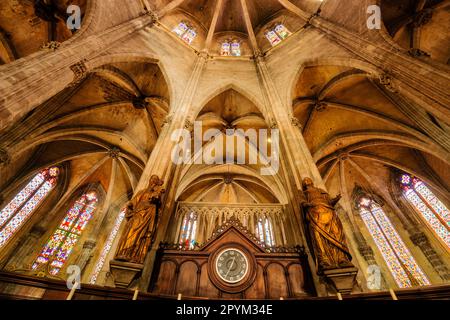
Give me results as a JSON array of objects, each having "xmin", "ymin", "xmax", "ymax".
[
  {"xmin": 175, "ymin": 261, "xmax": 198, "ymax": 296},
  {"xmin": 266, "ymin": 263, "xmax": 288, "ymax": 299}
]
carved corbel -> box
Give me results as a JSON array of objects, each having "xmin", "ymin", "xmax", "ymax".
[
  {"xmin": 378, "ymin": 73, "xmax": 397, "ymax": 93},
  {"xmin": 291, "ymin": 116, "xmax": 302, "ymax": 129},
  {"xmin": 68, "ymin": 60, "xmax": 88, "ymax": 87},
  {"xmin": 40, "ymin": 41, "xmax": 61, "ymax": 51},
  {"xmin": 184, "ymin": 119, "xmax": 194, "ymax": 132}
]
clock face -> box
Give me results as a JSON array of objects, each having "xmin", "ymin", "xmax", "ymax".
[{"xmin": 215, "ymin": 248, "xmax": 249, "ymax": 283}]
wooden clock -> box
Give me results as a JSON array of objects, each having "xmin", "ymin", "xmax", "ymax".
[{"xmin": 208, "ymin": 243, "xmax": 257, "ymax": 293}]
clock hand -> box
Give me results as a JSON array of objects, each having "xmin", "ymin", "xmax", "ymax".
[{"xmin": 225, "ymin": 257, "xmax": 236, "ymax": 278}]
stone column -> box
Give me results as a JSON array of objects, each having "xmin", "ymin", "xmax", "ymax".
[
  {"xmin": 0, "ymin": 13, "xmax": 158, "ymax": 131},
  {"xmin": 253, "ymin": 53, "xmax": 353, "ymax": 295},
  {"xmin": 74, "ymin": 240, "xmax": 96, "ymax": 275},
  {"xmin": 410, "ymin": 231, "xmax": 450, "ymax": 281}
]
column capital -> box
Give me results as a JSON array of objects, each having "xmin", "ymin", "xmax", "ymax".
[
  {"xmin": 161, "ymin": 113, "xmax": 174, "ymax": 128},
  {"xmin": 378, "ymin": 73, "xmax": 398, "ymax": 93},
  {"xmin": 184, "ymin": 119, "xmax": 194, "ymax": 132},
  {"xmin": 196, "ymin": 51, "xmax": 211, "ymax": 61},
  {"xmin": 253, "ymin": 50, "xmax": 265, "ymax": 62},
  {"xmin": 410, "ymin": 231, "xmax": 429, "ymax": 247},
  {"xmin": 291, "ymin": 116, "xmax": 302, "ymax": 129},
  {"xmin": 408, "ymin": 48, "xmax": 431, "ymax": 58},
  {"xmin": 83, "ymin": 240, "xmax": 97, "ymax": 249},
  {"xmin": 0, "ymin": 147, "xmax": 10, "ymax": 166},
  {"xmin": 145, "ymin": 10, "xmax": 159, "ymax": 25},
  {"xmin": 68, "ymin": 60, "xmax": 88, "ymax": 87},
  {"xmin": 358, "ymin": 244, "xmax": 374, "ymax": 259}
]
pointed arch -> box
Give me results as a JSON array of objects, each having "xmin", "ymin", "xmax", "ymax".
[{"xmin": 191, "ymin": 83, "xmax": 268, "ymax": 121}]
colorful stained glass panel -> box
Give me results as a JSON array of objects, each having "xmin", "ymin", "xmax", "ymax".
[
  {"xmin": 231, "ymin": 42, "xmax": 241, "ymax": 56},
  {"xmin": 173, "ymin": 22, "xmax": 189, "ymax": 37},
  {"xmin": 33, "ymin": 192, "xmax": 98, "ymax": 274},
  {"xmin": 89, "ymin": 209, "xmax": 126, "ymax": 284},
  {"xmin": 360, "ymin": 204, "xmax": 429, "ymax": 288},
  {"xmin": 274, "ymin": 24, "xmax": 291, "ymax": 39},
  {"xmin": 0, "ymin": 181, "xmax": 55, "ymax": 247},
  {"xmin": 405, "ymin": 189, "xmax": 450, "ymax": 247},
  {"xmin": 0, "ymin": 173, "xmax": 45, "ymax": 228},
  {"xmin": 265, "ymin": 30, "xmax": 281, "ymax": 46},
  {"xmin": 414, "ymin": 182, "xmax": 450, "ymax": 227}
]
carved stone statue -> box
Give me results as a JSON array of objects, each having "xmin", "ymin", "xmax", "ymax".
[
  {"xmin": 115, "ymin": 175, "xmax": 165, "ymax": 264},
  {"xmin": 301, "ymin": 177, "xmax": 353, "ymax": 273}
]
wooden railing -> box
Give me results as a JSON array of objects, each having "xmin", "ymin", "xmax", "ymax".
[{"xmin": 0, "ymin": 270, "xmax": 449, "ymax": 300}]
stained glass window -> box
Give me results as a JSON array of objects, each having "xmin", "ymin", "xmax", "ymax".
[
  {"xmin": 0, "ymin": 167, "xmax": 59, "ymax": 248},
  {"xmin": 274, "ymin": 24, "xmax": 291, "ymax": 39},
  {"xmin": 173, "ymin": 22, "xmax": 189, "ymax": 37},
  {"xmin": 179, "ymin": 212, "xmax": 197, "ymax": 249},
  {"xmin": 173, "ymin": 22, "xmax": 197, "ymax": 45},
  {"xmin": 89, "ymin": 208, "xmax": 126, "ymax": 284},
  {"xmin": 359, "ymin": 197, "xmax": 430, "ymax": 288},
  {"xmin": 400, "ymin": 173, "xmax": 450, "ymax": 248},
  {"xmin": 221, "ymin": 42, "xmax": 231, "ymax": 56},
  {"xmin": 32, "ymin": 191, "xmax": 98, "ymax": 275},
  {"xmin": 231, "ymin": 41, "xmax": 241, "ymax": 56},
  {"xmin": 255, "ymin": 217, "xmax": 275, "ymax": 247},
  {"xmin": 220, "ymin": 40, "xmax": 241, "ymax": 56},
  {"xmin": 265, "ymin": 30, "xmax": 282, "ymax": 46},
  {"xmin": 182, "ymin": 29, "xmax": 197, "ymax": 44},
  {"xmin": 265, "ymin": 24, "xmax": 291, "ymax": 46}
]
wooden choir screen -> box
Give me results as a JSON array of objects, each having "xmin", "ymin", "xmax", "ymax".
[{"xmin": 149, "ymin": 219, "xmax": 314, "ymax": 299}]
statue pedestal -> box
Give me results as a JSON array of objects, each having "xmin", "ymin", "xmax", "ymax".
[
  {"xmin": 109, "ymin": 260, "xmax": 143, "ymax": 289},
  {"xmin": 323, "ymin": 266, "xmax": 358, "ymax": 294}
]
